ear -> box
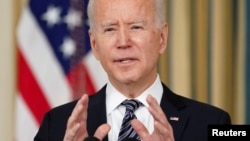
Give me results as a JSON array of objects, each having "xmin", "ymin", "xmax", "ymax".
[
  {"xmin": 159, "ymin": 23, "xmax": 168, "ymax": 54},
  {"xmin": 89, "ymin": 30, "xmax": 100, "ymax": 60}
]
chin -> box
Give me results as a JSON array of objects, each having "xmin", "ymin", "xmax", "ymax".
[
  {"xmin": 119, "ymin": 76, "xmax": 138, "ymax": 84},
  {"xmin": 113, "ymin": 71, "xmax": 139, "ymax": 83}
]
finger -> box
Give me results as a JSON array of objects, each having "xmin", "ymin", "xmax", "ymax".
[
  {"xmin": 154, "ymin": 121, "xmax": 175, "ymax": 140},
  {"xmin": 94, "ymin": 124, "xmax": 111, "ymax": 140},
  {"xmin": 73, "ymin": 120, "xmax": 89, "ymax": 141},
  {"xmin": 131, "ymin": 119, "xmax": 150, "ymax": 139},
  {"xmin": 72, "ymin": 94, "xmax": 89, "ymax": 120},
  {"xmin": 147, "ymin": 95, "xmax": 175, "ymax": 140},
  {"xmin": 147, "ymin": 95, "xmax": 168, "ymax": 123},
  {"xmin": 64, "ymin": 94, "xmax": 89, "ymax": 140},
  {"xmin": 154, "ymin": 121, "xmax": 173, "ymax": 134},
  {"xmin": 63, "ymin": 122, "xmax": 81, "ymax": 141},
  {"xmin": 132, "ymin": 119, "xmax": 174, "ymax": 141},
  {"xmin": 67, "ymin": 94, "xmax": 89, "ymax": 128}
]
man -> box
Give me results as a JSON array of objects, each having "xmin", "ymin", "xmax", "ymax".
[{"xmin": 34, "ymin": 0, "xmax": 231, "ymax": 141}]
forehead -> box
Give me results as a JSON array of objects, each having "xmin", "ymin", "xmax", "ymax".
[
  {"xmin": 96, "ymin": 0, "xmax": 154, "ymax": 7},
  {"xmin": 93, "ymin": 0, "xmax": 156, "ymax": 21}
]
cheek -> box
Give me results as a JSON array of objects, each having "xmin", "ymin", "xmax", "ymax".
[
  {"xmin": 149, "ymin": 34, "xmax": 164, "ymax": 54},
  {"xmin": 143, "ymin": 40, "xmax": 162, "ymax": 61},
  {"xmin": 94, "ymin": 42, "xmax": 113, "ymax": 63}
]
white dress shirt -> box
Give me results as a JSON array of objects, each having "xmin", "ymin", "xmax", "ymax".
[{"xmin": 106, "ymin": 74, "xmax": 163, "ymax": 141}]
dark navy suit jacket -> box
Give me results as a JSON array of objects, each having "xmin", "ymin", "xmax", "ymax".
[{"xmin": 34, "ymin": 83, "xmax": 231, "ymax": 141}]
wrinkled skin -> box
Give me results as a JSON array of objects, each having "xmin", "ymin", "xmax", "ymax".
[{"xmin": 63, "ymin": 0, "xmax": 174, "ymax": 141}]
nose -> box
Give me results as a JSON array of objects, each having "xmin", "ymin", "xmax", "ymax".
[{"xmin": 117, "ymin": 27, "xmax": 130, "ymax": 48}]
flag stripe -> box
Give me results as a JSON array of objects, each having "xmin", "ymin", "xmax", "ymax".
[
  {"xmin": 16, "ymin": 1, "xmax": 108, "ymax": 140},
  {"xmin": 17, "ymin": 7, "xmax": 72, "ymax": 107},
  {"xmin": 67, "ymin": 62, "xmax": 96, "ymax": 98},
  {"xmin": 16, "ymin": 94, "xmax": 39, "ymax": 141},
  {"xmin": 18, "ymin": 49, "xmax": 51, "ymax": 124}
]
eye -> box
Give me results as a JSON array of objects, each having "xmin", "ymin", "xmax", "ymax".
[
  {"xmin": 104, "ymin": 27, "xmax": 116, "ymax": 33},
  {"xmin": 131, "ymin": 25, "xmax": 143, "ymax": 30}
]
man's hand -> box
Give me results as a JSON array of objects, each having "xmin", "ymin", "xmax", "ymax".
[
  {"xmin": 63, "ymin": 94, "xmax": 110, "ymax": 141},
  {"xmin": 132, "ymin": 95, "xmax": 175, "ymax": 141}
]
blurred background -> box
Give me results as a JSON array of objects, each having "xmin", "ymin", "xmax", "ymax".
[{"xmin": 0, "ymin": 0, "xmax": 249, "ymax": 140}]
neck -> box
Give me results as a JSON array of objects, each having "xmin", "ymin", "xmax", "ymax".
[{"xmin": 110, "ymin": 74, "xmax": 158, "ymax": 98}]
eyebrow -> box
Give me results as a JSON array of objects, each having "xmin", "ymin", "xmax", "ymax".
[
  {"xmin": 101, "ymin": 19, "xmax": 146, "ymax": 28},
  {"xmin": 101, "ymin": 21, "xmax": 118, "ymax": 28}
]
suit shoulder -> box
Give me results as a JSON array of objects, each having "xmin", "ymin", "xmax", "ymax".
[
  {"xmin": 46, "ymin": 100, "xmax": 78, "ymax": 118},
  {"xmin": 162, "ymin": 84, "xmax": 231, "ymax": 122},
  {"xmin": 173, "ymin": 94, "xmax": 231, "ymax": 122}
]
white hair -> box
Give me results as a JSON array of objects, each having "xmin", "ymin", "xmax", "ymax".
[{"xmin": 87, "ymin": 0, "xmax": 167, "ymax": 30}]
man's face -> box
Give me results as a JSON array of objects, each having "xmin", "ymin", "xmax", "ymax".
[{"xmin": 89, "ymin": 0, "xmax": 168, "ymax": 86}]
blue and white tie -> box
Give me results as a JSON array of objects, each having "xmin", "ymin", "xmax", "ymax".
[{"xmin": 118, "ymin": 99, "xmax": 142, "ymax": 141}]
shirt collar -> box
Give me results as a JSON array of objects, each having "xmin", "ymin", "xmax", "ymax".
[{"xmin": 106, "ymin": 74, "xmax": 163, "ymax": 115}]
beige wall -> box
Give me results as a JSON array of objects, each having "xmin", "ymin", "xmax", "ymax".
[
  {"xmin": 0, "ymin": 0, "xmax": 15, "ymax": 140},
  {"xmin": 0, "ymin": 0, "xmax": 26, "ymax": 140}
]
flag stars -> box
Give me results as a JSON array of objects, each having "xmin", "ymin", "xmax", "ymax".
[
  {"xmin": 61, "ymin": 37, "xmax": 76, "ymax": 58},
  {"xmin": 41, "ymin": 5, "xmax": 82, "ymax": 58},
  {"xmin": 42, "ymin": 5, "xmax": 61, "ymax": 27},
  {"xmin": 64, "ymin": 8, "xmax": 82, "ymax": 30}
]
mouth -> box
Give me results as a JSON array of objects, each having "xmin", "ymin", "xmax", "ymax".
[{"xmin": 114, "ymin": 58, "xmax": 137, "ymax": 64}]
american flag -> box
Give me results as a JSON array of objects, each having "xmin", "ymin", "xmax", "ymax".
[{"xmin": 15, "ymin": 0, "xmax": 107, "ymax": 140}]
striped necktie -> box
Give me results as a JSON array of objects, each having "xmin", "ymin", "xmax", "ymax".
[{"xmin": 118, "ymin": 99, "xmax": 142, "ymax": 141}]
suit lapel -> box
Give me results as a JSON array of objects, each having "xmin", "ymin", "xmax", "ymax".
[
  {"xmin": 87, "ymin": 85, "xmax": 108, "ymax": 141},
  {"xmin": 87, "ymin": 84, "xmax": 188, "ymax": 141},
  {"xmin": 160, "ymin": 83, "xmax": 188, "ymax": 141}
]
